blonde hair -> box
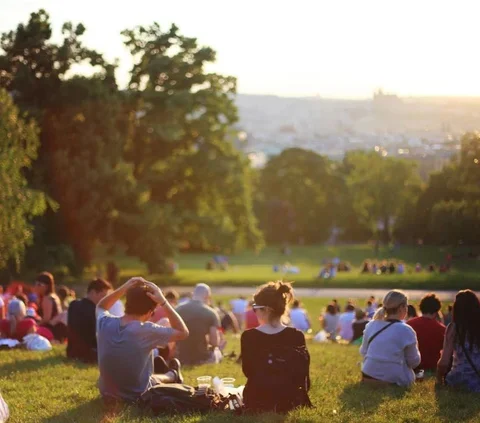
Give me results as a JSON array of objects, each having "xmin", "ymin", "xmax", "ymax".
[{"xmin": 373, "ymin": 290, "xmax": 408, "ymax": 321}]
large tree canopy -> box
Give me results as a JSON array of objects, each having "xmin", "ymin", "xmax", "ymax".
[
  {"xmin": 257, "ymin": 148, "xmax": 341, "ymax": 244},
  {"xmin": 117, "ymin": 23, "xmax": 263, "ymax": 271},
  {"xmin": 0, "ymin": 88, "xmax": 48, "ymax": 268},
  {"xmin": 344, "ymin": 151, "xmax": 422, "ymax": 242}
]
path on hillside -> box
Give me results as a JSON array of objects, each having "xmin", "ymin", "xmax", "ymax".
[{"xmin": 171, "ymin": 286, "xmax": 462, "ymax": 301}]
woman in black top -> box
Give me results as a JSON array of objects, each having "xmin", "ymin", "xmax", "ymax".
[{"xmin": 241, "ymin": 281, "xmax": 311, "ymax": 413}]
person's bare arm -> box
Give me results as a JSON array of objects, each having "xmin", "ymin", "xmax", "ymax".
[
  {"xmin": 208, "ymin": 325, "xmax": 219, "ymax": 348},
  {"xmin": 38, "ymin": 296, "xmax": 53, "ymax": 324},
  {"xmin": 437, "ymin": 323, "xmax": 455, "ymax": 384},
  {"xmin": 144, "ymin": 281, "xmax": 189, "ymax": 342},
  {"xmin": 96, "ymin": 277, "xmax": 143, "ymax": 314}
]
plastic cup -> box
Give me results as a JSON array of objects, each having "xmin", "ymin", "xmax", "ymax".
[
  {"xmin": 197, "ymin": 376, "xmax": 212, "ymax": 390},
  {"xmin": 221, "ymin": 377, "xmax": 236, "ymax": 388}
]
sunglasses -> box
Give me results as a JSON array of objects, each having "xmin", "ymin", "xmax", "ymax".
[{"xmin": 252, "ymin": 304, "xmax": 266, "ymax": 310}]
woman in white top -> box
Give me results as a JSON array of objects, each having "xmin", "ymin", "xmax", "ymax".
[{"xmin": 360, "ymin": 290, "xmax": 421, "ymax": 386}]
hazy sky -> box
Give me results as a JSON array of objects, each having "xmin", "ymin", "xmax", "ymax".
[{"xmin": 2, "ymin": 0, "xmax": 480, "ymax": 98}]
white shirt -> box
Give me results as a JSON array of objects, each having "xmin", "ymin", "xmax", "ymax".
[
  {"xmin": 338, "ymin": 311, "xmax": 355, "ymax": 340},
  {"xmin": 109, "ymin": 300, "xmax": 125, "ymax": 317},
  {"xmin": 290, "ymin": 308, "xmax": 310, "ymax": 332},
  {"xmin": 0, "ymin": 297, "xmax": 4, "ymax": 309},
  {"xmin": 360, "ymin": 320, "xmax": 420, "ymax": 386},
  {"xmin": 230, "ymin": 299, "xmax": 248, "ymax": 314}
]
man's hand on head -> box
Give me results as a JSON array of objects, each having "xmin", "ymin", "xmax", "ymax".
[
  {"xmin": 125, "ymin": 277, "xmax": 145, "ymax": 289},
  {"xmin": 144, "ymin": 281, "xmax": 166, "ymax": 305}
]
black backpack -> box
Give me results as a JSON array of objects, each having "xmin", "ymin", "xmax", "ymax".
[
  {"xmin": 140, "ymin": 383, "xmax": 243, "ymax": 415},
  {"xmin": 245, "ymin": 342, "xmax": 312, "ymax": 412}
]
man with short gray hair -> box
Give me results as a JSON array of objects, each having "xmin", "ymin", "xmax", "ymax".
[{"xmin": 176, "ymin": 283, "xmax": 221, "ymax": 365}]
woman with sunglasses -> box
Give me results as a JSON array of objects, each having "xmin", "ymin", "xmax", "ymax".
[
  {"xmin": 241, "ymin": 281, "xmax": 311, "ymax": 413},
  {"xmin": 34, "ymin": 272, "xmax": 63, "ymax": 340}
]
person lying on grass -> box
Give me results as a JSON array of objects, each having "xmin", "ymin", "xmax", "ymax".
[
  {"xmin": 96, "ymin": 277, "xmax": 189, "ymax": 402},
  {"xmin": 360, "ymin": 290, "xmax": 421, "ymax": 386}
]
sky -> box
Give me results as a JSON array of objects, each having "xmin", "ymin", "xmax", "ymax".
[{"xmin": 2, "ymin": 0, "xmax": 480, "ymax": 98}]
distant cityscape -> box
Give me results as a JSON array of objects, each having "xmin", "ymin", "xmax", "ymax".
[{"xmin": 235, "ymin": 90, "xmax": 480, "ymax": 175}]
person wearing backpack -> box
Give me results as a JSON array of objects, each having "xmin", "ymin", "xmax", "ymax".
[
  {"xmin": 241, "ymin": 281, "xmax": 312, "ymax": 413},
  {"xmin": 360, "ymin": 290, "xmax": 421, "ymax": 386},
  {"xmin": 437, "ymin": 290, "xmax": 480, "ymax": 392}
]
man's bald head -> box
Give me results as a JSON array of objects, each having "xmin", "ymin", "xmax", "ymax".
[{"xmin": 192, "ymin": 283, "xmax": 211, "ymax": 303}]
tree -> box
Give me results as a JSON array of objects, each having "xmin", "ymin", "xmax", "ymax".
[
  {"xmin": 0, "ymin": 10, "xmax": 122, "ymax": 271},
  {"xmin": 257, "ymin": 148, "xmax": 341, "ymax": 244},
  {"xmin": 117, "ymin": 23, "xmax": 263, "ymax": 271},
  {"xmin": 344, "ymin": 151, "xmax": 422, "ymax": 243},
  {"xmin": 399, "ymin": 132, "xmax": 480, "ymax": 245},
  {"xmin": 0, "ymin": 88, "xmax": 48, "ymax": 269}
]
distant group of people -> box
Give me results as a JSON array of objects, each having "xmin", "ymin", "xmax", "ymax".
[{"xmin": 361, "ymin": 259, "xmax": 451, "ymax": 275}]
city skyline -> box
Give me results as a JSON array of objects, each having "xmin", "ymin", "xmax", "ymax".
[{"xmin": 3, "ymin": 0, "xmax": 480, "ymax": 98}]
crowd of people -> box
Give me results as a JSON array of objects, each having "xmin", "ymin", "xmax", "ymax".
[{"xmin": 1, "ymin": 272, "xmax": 480, "ymax": 415}]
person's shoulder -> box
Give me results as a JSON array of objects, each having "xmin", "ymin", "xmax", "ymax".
[
  {"xmin": 241, "ymin": 328, "xmax": 258, "ymax": 342},
  {"xmin": 406, "ymin": 317, "xmax": 421, "ymax": 327},
  {"xmin": 397, "ymin": 321, "xmax": 417, "ymax": 336}
]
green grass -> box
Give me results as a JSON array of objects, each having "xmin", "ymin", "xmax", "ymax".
[
  {"xmin": 88, "ymin": 244, "xmax": 480, "ymax": 290},
  {"xmin": 0, "ymin": 297, "xmax": 469, "ymax": 423},
  {"xmin": 3, "ymin": 342, "xmax": 480, "ymax": 423}
]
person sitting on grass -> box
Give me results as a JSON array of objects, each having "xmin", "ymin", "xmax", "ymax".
[
  {"xmin": 289, "ymin": 300, "xmax": 311, "ymax": 332},
  {"xmin": 176, "ymin": 283, "xmax": 223, "ymax": 365},
  {"xmin": 407, "ymin": 304, "xmax": 419, "ymax": 320},
  {"xmin": 360, "ymin": 290, "xmax": 421, "ymax": 386},
  {"xmin": 437, "ymin": 290, "xmax": 480, "ymax": 392},
  {"xmin": 0, "ymin": 299, "xmax": 36, "ymax": 341},
  {"xmin": 321, "ymin": 304, "xmax": 339, "ymax": 341},
  {"xmin": 0, "ymin": 298, "xmax": 53, "ymax": 341},
  {"xmin": 407, "ymin": 293, "xmax": 445, "ymax": 372},
  {"xmin": 34, "ymin": 272, "xmax": 64, "ymax": 340},
  {"xmin": 338, "ymin": 303, "xmax": 356, "ymax": 341},
  {"xmin": 351, "ymin": 309, "xmax": 369, "ymax": 344},
  {"xmin": 241, "ymin": 281, "xmax": 311, "ymax": 413},
  {"xmin": 67, "ymin": 278, "xmax": 113, "ymax": 363},
  {"xmin": 96, "ymin": 278, "xmax": 189, "ymax": 402}
]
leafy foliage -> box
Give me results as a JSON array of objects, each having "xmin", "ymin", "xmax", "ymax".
[{"xmin": 0, "ymin": 89, "xmax": 48, "ymax": 268}]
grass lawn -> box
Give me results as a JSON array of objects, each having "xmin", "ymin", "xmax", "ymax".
[
  {"xmin": 0, "ymin": 298, "xmax": 467, "ymax": 423},
  {"xmin": 3, "ymin": 341, "xmax": 480, "ymax": 423},
  {"xmin": 88, "ymin": 244, "xmax": 480, "ymax": 291}
]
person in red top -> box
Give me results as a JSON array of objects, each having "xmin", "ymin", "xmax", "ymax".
[
  {"xmin": 245, "ymin": 301, "xmax": 259, "ymax": 330},
  {"xmin": 0, "ymin": 299, "xmax": 36, "ymax": 341},
  {"xmin": 407, "ymin": 293, "xmax": 446, "ymax": 371}
]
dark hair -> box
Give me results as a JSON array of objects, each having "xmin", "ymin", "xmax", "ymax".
[
  {"xmin": 125, "ymin": 284, "xmax": 157, "ymax": 316},
  {"xmin": 448, "ymin": 305, "xmax": 453, "ymax": 312},
  {"xmin": 292, "ymin": 299, "xmax": 300, "ymax": 308},
  {"xmin": 346, "ymin": 304, "xmax": 355, "ymax": 312},
  {"xmin": 453, "ymin": 290, "xmax": 480, "ymax": 350},
  {"xmin": 165, "ymin": 290, "xmax": 179, "ymax": 302},
  {"xmin": 57, "ymin": 285, "xmax": 70, "ymax": 301},
  {"xmin": 407, "ymin": 304, "xmax": 418, "ymax": 319},
  {"xmin": 87, "ymin": 278, "xmax": 113, "ymax": 294},
  {"xmin": 419, "ymin": 293, "xmax": 442, "ymax": 314},
  {"xmin": 326, "ymin": 304, "xmax": 337, "ymax": 315},
  {"xmin": 36, "ymin": 272, "xmax": 55, "ymax": 294},
  {"xmin": 253, "ymin": 281, "xmax": 293, "ymax": 321}
]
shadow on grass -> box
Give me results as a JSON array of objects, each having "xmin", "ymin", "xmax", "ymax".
[
  {"xmin": 0, "ymin": 353, "xmax": 96, "ymax": 377},
  {"xmin": 340, "ymin": 382, "xmax": 407, "ymax": 414},
  {"xmin": 434, "ymin": 384, "xmax": 480, "ymax": 422},
  {"xmin": 44, "ymin": 399, "xmax": 284, "ymax": 423}
]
